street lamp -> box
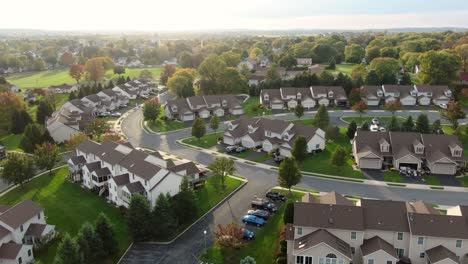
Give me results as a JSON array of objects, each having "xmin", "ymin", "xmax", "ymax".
[{"xmin": 203, "ymin": 230, "xmax": 207, "ymax": 251}]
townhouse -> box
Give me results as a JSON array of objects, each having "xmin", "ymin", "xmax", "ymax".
[
  {"xmin": 352, "ymin": 131, "xmax": 466, "ymax": 175},
  {"xmin": 47, "ymin": 83, "xmax": 79, "ymax": 94},
  {"xmin": 46, "ymin": 80, "xmax": 150, "ymax": 143},
  {"xmin": 223, "ymin": 117, "xmax": 325, "ymax": 157},
  {"xmin": 68, "ymin": 139, "xmax": 203, "ymax": 208},
  {"xmin": 0, "ymin": 200, "xmax": 55, "ymax": 264},
  {"xmin": 165, "ymin": 94, "xmax": 244, "ymax": 121},
  {"xmin": 360, "ymin": 85, "xmax": 452, "ymax": 106},
  {"xmin": 260, "ymin": 86, "xmax": 348, "ymax": 110},
  {"xmin": 286, "ymin": 191, "xmax": 468, "ymax": 264}
]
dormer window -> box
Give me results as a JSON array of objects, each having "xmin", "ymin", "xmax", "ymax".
[
  {"xmin": 427, "ymin": 92, "xmax": 432, "ymax": 97},
  {"xmin": 172, "ymin": 106, "xmax": 177, "ymax": 112},
  {"xmin": 266, "ymin": 131, "xmax": 271, "ymax": 137},
  {"xmin": 297, "ymin": 92, "xmax": 302, "ymax": 99},
  {"xmin": 415, "ymin": 146, "xmax": 424, "ymax": 154},
  {"xmin": 222, "ymin": 100, "xmax": 227, "ymax": 106},
  {"xmin": 248, "ymin": 125, "xmax": 255, "ymax": 134},
  {"xmin": 328, "ymin": 91, "xmax": 334, "ymax": 98},
  {"xmin": 263, "ymin": 94, "xmax": 269, "ymax": 100},
  {"xmin": 380, "ymin": 144, "xmax": 389, "ymax": 152},
  {"xmin": 282, "ymin": 133, "xmax": 289, "ymax": 140},
  {"xmin": 229, "ymin": 124, "xmax": 234, "ymax": 130},
  {"xmin": 453, "ymin": 149, "xmax": 462, "ymax": 157},
  {"xmin": 411, "ymin": 91, "xmax": 417, "ymax": 96},
  {"xmin": 445, "ymin": 90, "xmax": 452, "ymax": 97},
  {"xmin": 395, "ymin": 92, "xmax": 400, "ymax": 97},
  {"xmin": 377, "ymin": 91, "xmax": 383, "ymax": 97}
]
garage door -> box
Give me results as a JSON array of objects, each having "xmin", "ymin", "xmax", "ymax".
[
  {"xmin": 366, "ymin": 99, "xmax": 380, "ymax": 106},
  {"xmin": 431, "ymin": 164, "xmax": 457, "ymax": 175},
  {"xmin": 359, "ymin": 158, "xmax": 382, "ymax": 169},
  {"xmin": 400, "ymin": 97, "xmax": 416, "ymax": 105},
  {"xmin": 399, "ymin": 163, "xmax": 418, "ymax": 170}
]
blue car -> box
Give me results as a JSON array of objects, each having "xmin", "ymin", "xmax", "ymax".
[
  {"xmin": 242, "ymin": 228, "xmax": 255, "ymax": 240},
  {"xmin": 242, "ymin": 215, "xmax": 266, "ymax": 227}
]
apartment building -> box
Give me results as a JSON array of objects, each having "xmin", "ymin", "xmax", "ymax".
[
  {"xmin": 223, "ymin": 117, "xmax": 325, "ymax": 157},
  {"xmin": 352, "ymin": 131, "xmax": 465, "ymax": 175},
  {"xmin": 260, "ymin": 86, "xmax": 348, "ymax": 110},
  {"xmin": 360, "ymin": 85, "xmax": 452, "ymax": 106},
  {"xmin": 286, "ymin": 191, "xmax": 468, "ymax": 264},
  {"xmin": 67, "ymin": 139, "xmax": 202, "ymax": 208}
]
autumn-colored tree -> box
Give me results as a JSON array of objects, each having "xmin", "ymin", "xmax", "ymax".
[
  {"xmin": 442, "ymin": 102, "xmax": 466, "ymax": 129},
  {"xmin": 66, "ymin": 133, "xmax": 89, "ymax": 150},
  {"xmin": 0, "ymin": 92, "xmax": 27, "ymax": 130},
  {"xmin": 85, "ymin": 58, "xmax": 106, "ymax": 84},
  {"xmin": 160, "ymin": 65, "xmax": 176, "ymax": 85},
  {"xmin": 384, "ymin": 100, "xmax": 403, "ymax": 116},
  {"xmin": 85, "ymin": 119, "xmax": 110, "ymax": 141},
  {"xmin": 214, "ymin": 223, "xmax": 244, "ymax": 249},
  {"xmin": 59, "ymin": 52, "xmax": 75, "ymax": 66},
  {"xmin": 102, "ymin": 133, "xmax": 122, "ymax": 142},
  {"xmin": 69, "ymin": 64, "xmax": 85, "ymax": 83},
  {"xmin": 352, "ymin": 101, "xmax": 368, "ymax": 119},
  {"xmin": 34, "ymin": 142, "xmax": 60, "ymax": 175}
]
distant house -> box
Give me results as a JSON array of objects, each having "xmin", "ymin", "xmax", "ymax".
[
  {"xmin": 47, "ymin": 84, "xmax": 79, "ymax": 94},
  {"xmin": 360, "ymin": 85, "xmax": 452, "ymax": 106},
  {"xmin": 296, "ymin": 58, "xmax": 313, "ymax": 66},
  {"xmin": 237, "ymin": 58, "xmax": 257, "ymax": 71},
  {"xmin": 308, "ymin": 64, "xmax": 326, "ymax": 76},
  {"xmin": 223, "ymin": 117, "xmax": 325, "ymax": 157}
]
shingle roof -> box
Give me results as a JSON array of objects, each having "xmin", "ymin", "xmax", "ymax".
[
  {"xmin": 125, "ymin": 181, "xmax": 145, "ymax": 193},
  {"xmin": 0, "ymin": 243, "xmax": 23, "ymax": 260},
  {"xmin": 408, "ymin": 212, "xmax": 468, "ymax": 239},
  {"xmin": 77, "ymin": 140, "xmax": 103, "ymax": 155},
  {"xmin": 389, "ymin": 132, "xmax": 425, "ymax": 161},
  {"xmin": 93, "ymin": 167, "xmax": 111, "ymax": 177},
  {"xmin": 83, "ymin": 161, "xmax": 101, "ymax": 173},
  {"xmin": 361, "ymin": 86, "xmax": 383, "ymax": 98},
  {"xmin": 383, "ymin": 85, "xmax": 415, "ymax": 98},
  {"xmin": 25, "ymin": 223, "xmax": 47, "ymax": 237},
  {"xmin": 0, "ymin": 200, "xmax": 43, "ymax": 229},
  {"xmin": 421, "ymin": 134, "xmax": 464, "ymax": 163},
  {"xmin": 112, "ymin": 173, "xmax": 130, "ymax": 186},
  {"xmin": 406, "ymin": 200, "xmax": 440, "ymax": 215},
  {"xmin": 294, "ymin": 229, "xmax": 352, "ymax": 259},
  {"xmin": 361, "ymin": 236, "xmax": 398, "ymax": 258},
  {"xmin": 117, "ymin": 150, "xmax": 161, "ymax": 180},
  {"xmin": 316, "ymin": 191, "xmax": 354, "ymax": 206},
  {"xmin": 426, "ymin": 245, "xmax": 459, "ymax": 263},
  {"xmin": 361, "ymin": 199, "xmax": 409, "ymax": 232},
  {"xmin": 69, "ymin": 155, "xmax": 86, "ymax": 165}
]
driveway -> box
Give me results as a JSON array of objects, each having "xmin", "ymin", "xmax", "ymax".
[{"xmin": 119, "ymin": 109, "xmax": 468, "ymax": 264}]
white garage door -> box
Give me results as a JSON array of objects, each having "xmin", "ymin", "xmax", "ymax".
[
  {"xmin": 431, "ymin": 164, "xmax": 457, "ymax": 175},
  {"xmin": 271, "ymin": 103, "xmax": 284, "ymax": 109},
  {"xmin": 418, "ymin": 97, "xmax": 430, "ymax": 105},
  {"xmin": 223, "ymin": 136, "xmax": 235, "ymax": 145},
  {"xmin": 400, "ymin": 97, "xmax": 416, "ymax": 106},
  {"xmin": 366, "ymin": 99, "xmax": 380, "ymax": 106},
  {"xmin": 359, "ymin": 158, "xmax": 382, "ymax": 169}
]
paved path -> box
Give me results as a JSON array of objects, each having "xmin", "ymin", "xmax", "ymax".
[{"xmin": 119, "ymin": 108, "xmax": 468, "ymax": 264}]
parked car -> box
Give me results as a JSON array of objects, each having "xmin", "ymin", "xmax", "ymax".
[
  {"xmin": 379, "ymin": 127, "xmax": 386, "ymax": 132},
  {"xmin": 274, "ymin": 155, "xmax": 284, "ymax": 164},
  {"xmin": 251, "ymin": 198, "xmax": 277, "ymax": 213},
  {"xmin": 111, "ymin": 112, "xmax": 122, "ymax": 117},
  {"xmin": 98, "ymin": 112, "xmax": 111, "ymax": 118},
  {"xmin": 370, "ymin": 124, "xmax": 379, "ymax": 132},
  {"xmin": 371, "ymin": 118, "xmax": 380, "ymax": 125},
  {"xmin": 242, "ymin": 215, "xmax": 265, "ymax": 227},
  {"xmin": 438, "ymin": 103, "xmax": 448, "ymax": 109},
  {"xmin": 242, "ymin": 228, "xmax": 255, "ymax": 240},
  {"xmin": 236, "ymin": 146, "xmax": 247, "ymax": 153},
  {"xmin": 119, "ymin": 104, "xmax": 128, "ymax": 109},
  {"xmin": 266, "ymin": 191, "xmax": 286, "ymax": 201},
  {"xmin": 247, "ymin": 209, "xmax": 270, "ymax": 220},
  {"xmin": 225, "ymin": 146, "xmax": 238, "ymax": 153}
]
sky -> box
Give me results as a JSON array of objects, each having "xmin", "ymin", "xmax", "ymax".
[{"xmin": 1, "ymin": 0, "xmax": 468, "ymax": 31}]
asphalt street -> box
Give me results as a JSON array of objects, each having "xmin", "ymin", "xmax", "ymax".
[{"xmin": 119, "ymin": 108, "xmax": 468, "ymax": 264}]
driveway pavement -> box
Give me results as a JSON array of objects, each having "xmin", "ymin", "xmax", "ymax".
[{"xmin": 119, "ymin": 108, "xmax": 468, "ymax": 264}]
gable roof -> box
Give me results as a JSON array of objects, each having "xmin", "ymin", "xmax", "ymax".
[
  {"xmin": 421, "ymin": 134, "xmax": 464, "ymax": 163},
  {"xmin": 125, "ymin": 181, "xmax": 145, "ymax": 193},
  {"xmin": 426, "ymin": 245, "xmax": 459, "ymax": 263},
  {"xmin": 361, "ymin": 236, "xmax": 398, "ymax": 258},
  {"xmin": 315, "ymin": 191, "xmax": 353, "ymax": 206},
  {"xmin": 294, "ymin": 229, "xmax": 352, "ymax": 259},
  {"xmin": 407, "ymin": 212, "xmax": 468, "ymax": 239},
  {"xmin": 0, "ymin": 200, "xmax": 43, "ymax": 229},
  {"xmin": 112, "ymin": 173, "xmax": 130, "ymax": 186},
  {"xmin": 361, "ymin": 199, "xmax": 409, "ymax": 232},
  {"xmin": 406, "ymin": 200, "xmax": 440, "ymax": 215},
  {"xmin": 0, "ymin": 243, "xmax": 23, "ymax": 260}
]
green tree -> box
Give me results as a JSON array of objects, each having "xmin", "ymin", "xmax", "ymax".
[
  {"xmin": 387, "ymin": 116, "xmax": 401, "ymax": 132},
  {"xmin": 265, "ymin": 65, "xmax": 281, "ymax": 83},
  {"xmin": 178, "ymin": 51, "xmax": 193, "ymax": 68},
  {"xmin": 160, "ymin": 65, "xmax": 177, "ymax": 85},
  {"xmin": 210, "ymin": 115, "xmax": 220, "ymax": 133},
  {"xmin": 220, "ymin": 51, "xmax": 241, "ymax": 67},
  {"xmin": 399, "ymin": 72, "xmax": 412, "ymax": 85},
  {"xmin": 172, "ymin": 177, "xmax": 198, "ymax": 225},
  {"xmin": 327, "ymin": 57, "xmax": 336, "ymax": 70},
  {"xmin": 416, "ymin": 114, "xmax": 431, "ymax": 134},
  {"xmin": 314, "ymin": 105, "xmax": 329, "ymax": 129},
  {"xmin": 348, "ymin": 88, "xmax": 362, "ymax": 106},
  {"xmin": 113, "ymin": 65, "xmax": 126, "ymax": 75},
  {"xmin": 1, "ymin": 152, "xmax": 34, "ymax": 187},
  {"xmin": 85, "ymin": 119, "xmax": 110, "ymax": 141},
  {"xmin": 152, "ymin": 193, "xmax": 177, "ymax": 239},
  {"xmin": 345, "ymin": 44, "xmax": 365, "ymax": 63},
  {"xmin": 346, "ymin": 120, "xmax": 357, "ymax": 140},
  {"xmin": 53, "ymin": 234, "xmax": 81, "ymax": 264},
  {"xmin": 361, "ymin": 122, "xmax": 370, "ymax": 131},
  {"xmin": 402, "ymin": 115, "xmax": 415, "ymax": 132},
  {"xmin": 34, "ymin": 142, "xmax": 60, "ymax": 175},
  {"xmin": 127, "ymin": 194, "xmax": 152, "ymax": 242},
  {"xmin": 278, "ymin": 157, "xmax": 301, "ymax": 196},
  {"xmin": 10, "ymin": 109, "xmax": 31, "ymax": 134},
  {"xmin": 240, "ymin": 256, "xmax": 257, "ymax": 264},
  {"xmin": 369, "ymin": 57, "xmax": 400, "ymax": 80},
  {"xmin": 384, "ymin": 101, "xmax": 403, "ymax": 116},
  {"xmin": 319, "ymin": 71, "xmax": 335, "ymax": 86},
  {"xmin": 365, "ymin": 47, "xmax": 381, "ymax": 63},
  {"xmin": 294, "ymin": 104, "xmax": 304, "ymax": 119},
  {"xmin": 191, "ymin": 118, "xmax": 206, "ymax": 141},
  {"xmin": 21, "ymin": 124, "xmax": 43, "ymax": 153},
  {"xmin": 442, "ymin": 102, "xmax": 466, "ymax": 130},
  {"xmin": 291, "ymin": 136, "xmax": 308, "ymax": 165},
  {"xmin": 167, "ymin": 69, "xmax": 196, "ymax": 98},
  {"xmin": 365, "ymin": 70, "xmax": 381, "ymax": 85},
  {"xmin": 139, "ymin": 69, "xmax": 153, "ymax": 80},
  {"xmin": 143, "ymin": 99, "xmax": 161, "ymax": 122},
  {"xmin": 283, "ymin": 201, "xmax": 294, "ymax": 224},
  {"xmin": 419, "ymin": 50, "xmax": 461, "ymax": 85},
  {"xmin": 312, "ymin": 44, "xmax": 338, "ymax": 63},
  {"xmin": 331, "ymin": 146, "xmax": 347, "ymax": 168},
  {"xmin": 76, "ymin": 222, "xmax": 102, "ymax": 263},
  {"xmin": 208, "ymin": 157, "xmax": 235, "ymax": 189},
  {"xmin": 455, "ymin": 44, "xmax": 468, "ymax": 72},
  {"xmin": 94, "ymin": 213, "xmax": 118, "ymax": 256},
  {"xmin": 432, "ymin": 119, "xmax": 442, "ymax": 134},
  {"xmin": 36, "ymin": 101, "xmax": 54, "ymax": 124}
]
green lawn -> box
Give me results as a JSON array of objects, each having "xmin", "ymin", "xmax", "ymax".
[
  {"xmin": 252, "ymin": 154, "xmax": 272, "ymax": 163},
  {"xmin": 243, "ymin": 96, "xmax": 272, "ymax": 117},
  {"xmin": 195, "ymin": 176, "xmax": 243, "ymax": 215},
  {"xmin": 292, "ymin": 118, "xmax": 316, "ymax": 126},
  {"xmin": 0, "ymin": 168, "xmax": 131, "ymax": 263},
  {"xmin": 0, "ymin": 134, "xmax": 24, "ymax": 151},
  {"xmin": 383, "ymin": 171, "xmax": 404, "ymax": 183},
  {"xmin": 459, "ymin": 176, "xmax": 468, "ymax": 187},
  {"xmin": 341, "ymin": 116, "xmax": 406, "ymax": 125},
  {"xmin": 7, "ymin": 67, "xmax": 162, "ymax": 88},
  {"xmin": 147, "ymin": 119, "xmax": 188, "ymax": 133},
  {"xmin": 181, "ymin": 132, "xmax": 223, "ymax": 149},
  {"xmin": 324, "ymin": 63, "xmax": 356, "ymax": 76}
]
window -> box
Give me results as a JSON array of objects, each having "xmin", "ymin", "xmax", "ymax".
[
  {"xmin": 397, "ymin": 232, "xmax": 403, "ymax": 240},
  {"xmin": 456, "ymin": 240, "xmax": 463, "ymax": 248},
  {"xmin": 351, "ymin": 247, "xmax": 355, "ymax": 254},
  {"xmin": 297, "ymin": 227, "xmax": 303, "ymax": 235},
  {"xmin": 396, "ymin": 248, "xmax": 405, "ymax": 258},
  {"xmin": 419, "ymin": 252, "xmax": 425, "ymax": 258},
  {"xmin": 417, "ymin": 237, "xmax": 424, "ymax": 245},
  {"xmin": 38, "ymin": 213, "xmax": 41, "ymax": 219},
  {"xmin": 296, "ymin": 256, "xmax": 304, "ymax": 264},
  {"xmin": 18, "ymin": 257, "xmax": 22, "ymax": 264},
  {"xmin": 386, "ymin": 261, "xmax": 393, "ymax": 264},
  {"xmin": 316, "ymin": 144, "xmax": 320, "ymax": 149},
  {"xmin": 325, "ymin": 254, "xmax": 336, "ymax": 258},
  {"xmin": 20, "ymin": 225, "xmax": 23, "ymax": 232},
  {"xmin": 28, "ymin": 250, "xmax": 31, "ymax": 257},
  {"xmin": 367, "ymin": 260, "xmax": 374, "ymax": 264},
  {"xmin": 266, "ymin": 131, "xmax": 271, "ymax": 136},
  {"xmin": 351, "ymin": 232, "xmax": 357, "ymax": 240},
  {"xmin": 305, "ymin": 256, "xmax": 312, "ymax": 264}
]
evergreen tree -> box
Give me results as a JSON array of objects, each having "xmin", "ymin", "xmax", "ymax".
[
  {"xmin": 21, "ymin": 124, "xmax": 43, "ymax": 153},
  {"xmin": 76, "ymin": 222, "xmax": 102, "ymax": 263},
  {"xmin": 291, "ymin": 136, "xmax": 308, "ymax": 165},
  {"xmin": 77, "ymin": 88, "xmax": 84, "ymax": 98},
  {"xmin": 191, "ymin": 118, "xmax": 206, "ymax": 140},
  {"xmin": 416, "ymin": 114, "xmax": 431, "ymax": 134},
  {"xmin": 283, "ymin": 201, "xmax": 294, "ymax": 224},
  {"xmin": 294, "ymin": 104, "xmax": 304, "ymax": 119},
  {"xmin": 152, "ymin": 193, "xmax": 178, "ymax": 239},
  {"xmin": 327, "ymin": 57, "xmax": 336, "ymax": 70},
  {"xmin": 346, "ymin": 121, "xmax": 357, "ymax": 139},
  {"xmin": 209, "ymin": 115, "xmax": 220, "ymax": 133},
  {"xmin": 53, "ymin": 234, "xmax": 81, "ymax": 264},
  {"xmin": 107, "ymin": 80, "xmax": 115, "ymax": 89},
  {"xmin": 402, "ymin": 116, "xmax": 415, "ymax": 132},
  {"xmin": 10, "ymin": 109, "xmax": 31, "ymax": 134},
  {"xmin": 127, "ymin": 194, "xmax": 152, "ymax": 242},
  {"xmin": 365, "ymin": 70, "xmax": 381, "ymax": 85},
  {"xmin": 314, "ymin": 105, "xmax": 329, "ymax": 129},
  {"xmin": 42, "ymin": 129, "xmax": 54, "ymax": 143},
  {"xmin": 126, "ymin": 76, "xmax": 131, "ymax": 82},
  {"xmin": 361, "ymin": 122, "xmax": 370, "ymax": 131},
  {"xmin": 387, "ymin": 116, "xmax": 401, "ymax": 132},
  {"xmin": 68, "ymin": 91, "xmax": 76, "ymax": 101},
  {"xmin": 331, "ymin": 146, "xmax": 347, "ymax": 168},
  {"xmin": 36, "ymin": 100, "xmax": 54, "ymax": 124},
  {"xmin": 432, "ymin": 119, "xmax": 442, "ymax": 134},
  {"xmin": 172, "ymin": 177, "xmax": 198, "ymax": 226},
  {"xmin": 400, "ymin": 72, "xmax": 412, "ymax": 85},
  {"xmin": 277, "ymin": 157, "xmax": 301, "ymax": 196},
  {"xmin": 95, "ymin": 213, "xmax": 118, "ymax": 256}
]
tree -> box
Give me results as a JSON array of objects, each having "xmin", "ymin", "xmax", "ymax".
[
  {"xmin": 442, "ymin": 102, "xmax": 466, "ymax": 129},
  {"xmin": 415, "ymin": 114, "xmax": 431, "ymax": 134},
  {"xmin": 327, "ymin": 57, "xmax": 336, "ymax": 70},
  {"xmin": 365, "ymin": 46, "xmax": 381, "ymax": 63},
  {"xmin": 0, "ymin": 92, "xmax": 27, "ymax": 130},
  {"xmin": 432, "ymin": 119, "xmax": 442, "ymax": 134},
  {"xmin": 143, "ymin": 99, "xmax": 161, "ymax": 122},
  {"xmin": 240, "ymin": 256, "xmax": 257, "ymax": 264},
  {"xmin": 402, "ymin": 116, "xmax": 415, "ymax": 132},
  {"xmin": 113, "ymin": 65, "xmax": 126, "ymax": 75},
  {"xmin": 1, "ymin": 152, "xmax": 34, "ymax": 187},
  {"xmin": 265, "ymin": 65, "xmax": 281, "ymax": 83},
  {"xmin": 365, "ymin": 70, "xmax": 381, "ymax": 85},
  {"xmin": 21, "ymin": 124, "xmax": 44, "ymax": 153},
  {"xmin": 345, "ymin": 44, "xmax": 365, "ymax": 63},
  {"xmin": 215, "ymin": 223, "xmax": 244, "ymax": 249},
  {"xmin": 455, "ymin": 44, "xmax": 468, "ymax": 72},
  {"xmin": 349, "ymin": 88, "xmax": 362, "ymax": 106},
  {"xmin": 314, "ymin": 105, "xmax": 329, "ymax": 129},
  {"xmin": 352, "ymin": 101, "xmax": 368, "ymax": 119},
  {"xmin": 312, "ymin": 44, "xmax": 338, "ymax": 63},
  {"xmin": 331, "ymin": 146, "xmax": 347, "ymax": 168},
  {"xmin": 220, "ymin": 51, "xmax": 241, "ymax": 67},
  {"xmin": 178, "ymin": 51, "xmax": 194, "ymax": 68},
  {"xmin": 34, "ymin": 142, "xmax": 60, "ymax": 175},
  {"xmin": 152, "ymin": 193, "xmax": 177, "ymax": 238},
  {"xmin": 210, "ymin": 115, "xmax": 220, "ymax": 133},
  {"xmin": 33, "ymin": 58, "xmax": 45, "ymax": 70},
  {"xmin": 351, "ymin": 64, "xmax": 368, "ymax": 81},
  {"xmin": 167, "ymin": 69, "xmax": 196, "ymax": 98},
  {"xmin": 369, "ymin": 57, "xmax": 400, "ymax": 80},
  {"xmin": 127, "ymin": 194, "xmax": 152, "ymax": 242},
  {"xmin": 387, "ymin": 116, "xmax": 401, "ymax": 132},
  {"xmin": 172, "ymin": 177, "xmax": 197, "ymax": 226},
  {"xmin": 361, "ymin": 122, "xmax": 370, "ymax": 131},
  {"xmin": 160, "ymin": 65, "xmax": 177, "ymax": 85},
  {"xmin": 419, "ymin": 50, "xmax": 461, "ymax": 85},
  {"xmin": 85, "ymin": 57, "xmax": 109, "ymax": 84},
  {"xmin": 44, "ymin": 90, "xmax": 58, "ymax": 110},
  {"xmin": 294, "ymin": 104, "xmax": 304, "ymax": 119},
  {"xmin": 10, "ymin": 109, "xmax": 31, "ymax": 134},
  {"xmin": 319, "ymin": 71, "xmax": 335, "ymax": 86},
  {"xmin": 278, "ymin": 157, "xmax": 301, "ymax": 195},
  {"xmin": 346, "ymin": 121, "xmax": 357, "ymax": 139},
  {"xmin": 291, "ymin": 136, "xmax": 308, "ymax": 165},
  {"xmin": 191, "ymin": 118, "xmax": 206, "ymax": 141},
  {"xmin": 95, "ymin": 213, "xmax": 118, "ymax": 256},
  {"xmin": 384, "ymin": 100, "xmax": 403, "ymax": 116},
  {"xmin": 69, "ymin": 64, "xmax": 85, "ymax": 83},
  {"xmin": 59, "ymin": 52, "xmax": 74, "ymax": 66},
  {"xmin": 208, "ymin": 157, "xmax": 235, "ymax": 189},
  {"xmin": 36, "ymin": 101, "xmax": 54, "ymax": 124},
  {"xmin": 53, "ymin": 234, "xmax": 81, "ymax": 264},
  {"xmin": 139, "ymin": 69, "xmax": 153, "ymax": 80},
  {"xmin": 85, "ymin": 119, "xmax": 110, "ymax": 141},
  {"xmin": 76, "ymin": 222, "xmax": 102, "ymax": 263},
  {"xmin": 66, "ymin": 133, "xmax": 88, "ymax": 150},
  {"xmin": 283, "ymin": 201, "xmax": 294, "ymax": 224}
]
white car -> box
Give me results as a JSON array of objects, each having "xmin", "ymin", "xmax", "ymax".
[
  {"xmin": 379, "ymin": 127, "xmax": 387, "ymax": 132},
  {"xmin": 438, "ymin": 103, "xmax": 448, "ymax": 109},
  {"xmin": 370, "ymin": 124, "xmax": 379, "ymax": 132},
  {"xmin": 371, "ymin": 118, "xmax": 380, "ymax": 125},
  {"xmin": 111, "ymin": 112, "xmax": 122, "ymax": 117}
]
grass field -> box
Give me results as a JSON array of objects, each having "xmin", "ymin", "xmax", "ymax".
[
  {"xmin": 195, "ymin": 176, "xmax": 243, "ymax": 215},
  {"xmin": 181, "ymin": 132, "xmax": 223, "ymax": 149},
  {"xmin": 243, "ymin": 96, "xmax": 272, "ymax": 117},
  {"xmin": 7, "ymin": 67, "xmax": 163, "ymax": 88},
  {"xmin": 0, "ymin": 168, "xmax": 131, "ymax": 263},
  {"xmin": 324, "ymin": 63, "xmax": 356, "ymax": 76},
  {"xmin": 341, "ymin": 116, "xmax": 406, "ymax": 125},
  {"xmin": 383, "ymin": 171, "xmax": 404, "ymax": 183},
  {"xmin": 0, "ymin": 133, "xmax": 23, "ymax": 151}
]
